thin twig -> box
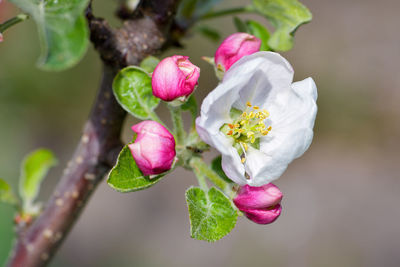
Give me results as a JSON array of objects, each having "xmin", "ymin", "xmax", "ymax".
[{"xmin": 6, "ymin": 0, "xmax": 182, "ymax": 266}]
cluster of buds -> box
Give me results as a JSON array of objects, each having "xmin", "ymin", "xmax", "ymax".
[
  {"xmin": 234, "ymin": 183, "xmax": 283, "ymax": 224},
  {"xmin": 130, "ymin": 32, "xmax": 283, "ymax": 226}
]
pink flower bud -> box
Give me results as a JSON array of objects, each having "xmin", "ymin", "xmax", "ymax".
[
  {"xmin": 215, "ymin": 33, "xmax": 261, "ymax": 72},
  {"xmin": 234, "ymin": 183, "xmax": 283, "ymax": 224},
  {"xmin": 152, "ymin": 55, "xmax": 200, "ymax": 101},
  {"xmin": 128, "ymin": 121, "xmax": 176, "ymax": 176}
]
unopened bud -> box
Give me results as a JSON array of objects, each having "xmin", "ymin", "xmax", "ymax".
[
  {"xmin": 152, "ymin": 55, "xmax": 200, "ymax": 101},
  {"xmin": 128, "ymin": 121, "xmax": 176, "ymax": 176},
  {"xmin": 233, "ymin": 183, "xmax": 283, "ymax": 224},
  {"xmin": 215, "ymin": 33, "xmax": 261, "ymax": 72}
]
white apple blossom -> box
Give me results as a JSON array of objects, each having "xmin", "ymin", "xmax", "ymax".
[{"xmin": 196, "ymin": 51, "xmax": 317, "ymax": 186}]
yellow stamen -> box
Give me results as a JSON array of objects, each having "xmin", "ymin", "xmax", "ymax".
[
  {"xmin": 242, "ymin": 142, "xmax": 248, "ymax": 151},
  {"xmin": 253, "ymin": 106, "xmax": 259, "ymax": 110},
  {"xmin": 246, "ymin": 101, "xmax": 252, "ymax": 107},
  {"xmin": 241, "ymin": 158, "xmax": 246, "ymax": 163}
]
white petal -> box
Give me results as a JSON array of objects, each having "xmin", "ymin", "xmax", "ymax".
[
  {"xmin": 226, "ymin": 51, "xmax": 294, "ymax": 111},
  {"xmin": 248, "ymin": 77, "xmax": 317, "ymax": 184}
]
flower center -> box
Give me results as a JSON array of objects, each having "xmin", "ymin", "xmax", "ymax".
[{"xmin": 221, "ymin": 101, "xmax": 271, "ymax": 162}]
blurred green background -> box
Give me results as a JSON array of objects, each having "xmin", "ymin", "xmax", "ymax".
[{"xmin": 1, "ymin": 0, "xmax": 400, "ymax": 266}]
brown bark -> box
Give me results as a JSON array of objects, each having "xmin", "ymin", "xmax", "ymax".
[{"xmin": 6, "ymin": 1, "xmax": 181, "ymax": 266}]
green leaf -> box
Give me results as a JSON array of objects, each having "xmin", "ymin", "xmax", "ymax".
[
  {"xmin": 140, "ymin": 56, "xmax": 160, "ymax": 73},
  {"xmin": 107, "ymin": 144, "xmax": 166, "ymax": 193},
  {"xmin": 233, "ymin": 16, "xmax": 248, "ymax": 33},
  {"xmin": 186, "ymin": 187, "xmax": 238, "ymax": 242},
  {"xmin": 19, "ymin": 149, "xmax": 57, "ymax": 207},
  {"xmin": 0, "ymin": 178, "xmax": 18, "ymax": 206},
  {"xmin": 177, "ymin": 0, "xmax": 223, "ymax": 21},
  {"xmin": 251, "ymin": 0, "xmax": 312, "ymax": 51},
  {"xmin": 9, "ymin": 0, "xmax": 90, "ymax": 70},
  {"xmin": 211, "ymin": 156, "xmax": 232, "ymax": 183},
  {"xmin": 195, "ymin": 25, "xmax": 221, "ymax": 42},
  {"xmin": 113, "ymin": 66, "xmax": 160, "ymax": 120},
  {"xmin": 246, "ymin": 20, "xmax": 271, "ymax": 51},
  {"xmin": 181, "ymin": 95, "xmax": 198, "ymax": 126}
]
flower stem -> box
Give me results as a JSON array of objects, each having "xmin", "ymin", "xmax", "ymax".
[
  {"xmin": 0, "ymin": 14, "xmax": 29, "ymax": 33},
  {"xmin": 192, "ymin": 164, "xmax": 208, "ymax": 191},
  {"xmin": 200, "ymin": 6, "xmax": 253, "ymax": 20},
  {"xmin": 148, "ymin": 111, "xmax": 164, "ymax": 125},
  {"xmin": 168, "ymin": 105, "xmax": 186, "ymax": 145},
  {"xmin": 189, "ymin": 157, "xmax": 231, "ymax": 195}
]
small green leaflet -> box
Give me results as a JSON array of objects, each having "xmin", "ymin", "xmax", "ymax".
[
  {"xmin": 177, "ymin": 0, "xmax": 223, "ymax": 21},
  {"xmin": 186, "ymin": 187, "xmax": 238, "ymax": 242},
  {"xmin": 139, "ymin": 56, "xmax": 160, "ymax": 73},
  {"xmin": 252, "ymin": 0, "xmax": 312, "ymax": 51},
  {"xmin": 113, "ymin": 66, "xmax": 160, "ymax": 120},
  {"xmin": 246, "ymin": 20, "xmax": 271, "ymax": 51},
  {"xmin": 195, "ymin": 25, "xmax": 221, "ymax": 42},
  {"xmin": 233, "ymin": 16, "xmax": 248, "ymax": 33},
  {"xmin": 181, "ymin": 95, "xmax": 198, "ymax": 127},
  {"xmin": 19, "ymin": 149, "xmax": 57, "ymax": 210},
  {"xmin": 211, "ymin": 156, "xmax": 232, "ymax": 183},
  {"xmin": 107, "ymin": 144, "xmax": 166, "ymax": 193},
  {"xmin": 9, "ymin": 0, "xmax": 90, "ymax": 70},
  {"xmin": 0, "ymin": 178, "xmax": 18, "ymax": 206}
]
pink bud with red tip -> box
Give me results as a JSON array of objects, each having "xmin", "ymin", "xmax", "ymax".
[
  {"xmin": 152, "ymin": 55, "xmax": 200, "ymax": 101},
  {"xmin": 215, "ymin": 33, "xmax": 261, "ymax": 72},
  {"xmin": 233, "ymin": 183, "xmax": 283, "ymax": 224},
  {"xmin": 128, "ymin": 121, "xmax": 176, "ymax": 176}
]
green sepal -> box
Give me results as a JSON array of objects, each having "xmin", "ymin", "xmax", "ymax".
[
  {"xmin": 251, "ymin": 0, "xmax": 312, "ymax": 51},
  {"xmin": 140, "ymin": 56, "xmax": 160, "ymax": 73},
  {"xmin": 211, "ymin": 156, "xmax": 232, "ymax": 183},
  {"xmin": 112, "ymin": 66, "xmax": 160, "ymax": 120},
  {"xmin": 107, "ymin": 143, "xmax": 169, "ymax": 193},
  {"xmin": 246, "ymin": 20, "xmax": 271, "ymax": 51},
  {"xmin": 185, "ymin": 186, "xmax": 238, "ymax": 242},
  {"xmin": 0, "ymin": 178, "xmax": 19, "ymax": 206},
  {"xmin": 9, "ymin": 0, "xmax": 90, "ymax": 70},
  {"xmin": 19, "ymin": 149, "xmax": 57, "ymax": 212}
]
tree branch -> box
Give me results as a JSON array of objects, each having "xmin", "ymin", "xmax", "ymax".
[{"xmin": 6, "ymin": 1, "xmax": 182, "ymax": 266}]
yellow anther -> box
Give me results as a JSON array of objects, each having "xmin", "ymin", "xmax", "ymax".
[
  {"xmin": 249, "ymin": 112, "xmax": 255, "ymax": 119},
  {"xmin": 258, "ymin": 123, "xmax": 266, "ymax": 129},
  {"xmin": 228, "ymin": 124, "xmax": 234, "ymax": 129},
  {"xmin": 237, "ymin": 129, "xmax": 243, "ymax": 133},
  {"xmin": 262, "ymin": 131, "xmax": 269, "ymax": 135},
  {"xmin": 242, "ymin": 143, "xmax": 248, "ymax": 151},
  {"xmin": 263, "ymin": 110, "xmax": 270, "ymax": 117},
  {"xmin": 227, "ymin": 130, "xmax": 233, "ymax": 135},
  {"xmin": 241, "ymin": 158, "xmax": 246, "ymax": 163},
  {"xmin": 234, "ymin": 124, "xmax": 240, "ymax": 128},
  {"xmin": 242, "ymin": 112, "xmax": 247, "ymax": 117},
  {"xmin": 267, "ymin": 126, "xmax": 272, "ymax": 131},
  {"xmin": 253, "ymin": 106, "xmax": 259, "ymax": 110},
  {"xmin": 246, "ymin": 101, "xmax": 252, "ymax": 107}
]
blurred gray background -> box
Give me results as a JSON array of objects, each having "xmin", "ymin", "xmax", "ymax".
[{"xmin": 1, "ymin": 0, "xmax": 400, "ymax": 266}]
